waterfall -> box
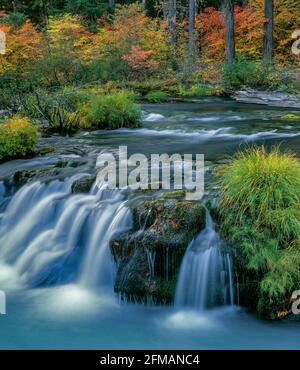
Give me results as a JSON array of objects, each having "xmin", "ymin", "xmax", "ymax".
[
  {"xmin": 175, "ymin": 211, "xmax": 234, "ymax": 309},
  {"xmin": 0, "ymin": 175, "xmax": 132, "ymax": 289},
  {"xmin": 0, "ymin": 181, "xmax": 5, "ymax": 213}
]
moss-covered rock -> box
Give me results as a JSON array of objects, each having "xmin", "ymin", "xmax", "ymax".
[
  {"xmin": 71, "ymin": 175, "xmax": 96, "ymax": 193},
  {"xmin": 110, "ymin": 194, "xmax": 206, "ymax": 304},
  {"xmin": 12, "ymin": 167, "xmax": 62, "ymax": 188},
  {"xmin": 8, "ymin": 159, "xmax": 91, "ymax": 190}
]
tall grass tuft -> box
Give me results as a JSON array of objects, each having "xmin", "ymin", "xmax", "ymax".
[
  {"xmin": 218, "ymin": 146, "xmax": 300, "ymax": 241},
  {"xmin": 216, "ymin": 146, "xmax": 300, "ymax": 318},
  {"xmin": 79, "ymin": 90, "xmax": 141, "ymax": 130}
]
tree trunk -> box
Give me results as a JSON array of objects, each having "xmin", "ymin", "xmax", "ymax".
[
  {"xmin": 225, "ymin": 0, "xmax": 235, "ymax": 64},
  {"xmin": 12, "ymin": 0, "xmax": 20, "ymax": 12},
  {"xmin": 263, "ymin": 0, "xmax": 273, "ymax": 64},
  {"xmin": 109, "ymin": 0, "xmax": 115, "ymax": 8},
  {"xmin": 168, "ymin": 0, "xmax": 176, "ymax": 51},
  {"xmin": 188, "ymin": 0, "xmax": 196, "ymax": 64}
]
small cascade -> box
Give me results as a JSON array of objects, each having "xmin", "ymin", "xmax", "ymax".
[
  {"xmin": 0, "ymin": 175, "xmax": 132, "ymax": 289},
  {"xmin": 0, "ymin": 181, "xmax": 6, "ymax": 213},
  {"xmin": 146, "ymin": 250, "xmax": 156, "ymax": 279},
  {"xmin": 175, "ymin": 211, "xmax": 234, "ymax": 309},
  {"xmin": 79, "ymin": 199, "xmax": 132, "ymax": 288}
]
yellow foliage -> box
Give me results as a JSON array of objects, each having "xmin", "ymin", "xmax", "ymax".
[
  {"xmin": 46, "ymin": 14, "xmax": 97, "ymax": 63},
  {"xmin": 96, "ymin": 4, "xmax": 170, "ymax": 75}
]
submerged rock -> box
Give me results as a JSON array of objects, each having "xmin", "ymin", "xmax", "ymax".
[
  {"xmin": 5, "ymin": 157, "xmax": 90, "ymax": 190},
  {"xmin": 110, "ymin": 192, "xmax": 206, "ymax": 304},
  {"xmin": 12, "ymin": 167, "xmax": 62, "ymax": 188}
]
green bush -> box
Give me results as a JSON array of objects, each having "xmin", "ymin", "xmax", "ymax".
[
  {"xmin": 124, "ymin": 78, "xmax": 179, "ymax": 96},
  {"xmin": 216, "ymin": 146, "xmax": 300, "ymax": 318},
  {"xmin": 178, "ymin": 84, "xmax": 220, "ymax": 97},
  {"xmin": 20, "ymin": 88, "xmax": 141, "ymax": 134},
  {"xmin": 223, "ymin": 56, "xmax": 298, "ymax": 92},
  {"xmin": 0, "ymin": 116, "xmax": 38, "ymax": 160},
  {"xmin": 21, "ymin": 89, "xmax": 81, "ymax": 135},
  {"xmin": 223, "ymin": 57, "xmax": 266, "ymax": 90},
  {"xmin": 145, "ymin": 91, "xmax": 168, "ymax": 103},
  {"xmin": 79, "ymin": 91, "xmax": 141, "ymax": 130}
]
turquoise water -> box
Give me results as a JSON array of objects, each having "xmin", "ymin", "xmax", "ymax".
[
  {"xmin": 1, "ymin": 98, "xmax": 300, "ymax": 349},
  {"xmin": 1, "ymin": 286, "xmax": 300, "ymax": 349}
]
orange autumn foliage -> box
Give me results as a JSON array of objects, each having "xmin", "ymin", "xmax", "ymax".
[
  {"xmin": 197, "ymin": 3, "xmax": 264, "ymax": 61},
  {"xmin": 197, "ymin": 0, "xmax": 300, "ymax": 63},
  {"xmin": 274, "ymin": 0, "xmax": 300, "ymax": 63},
  {"xmin": 97, "ymin": 3, "xmax": 170, "ymax": 76},
  {"xmin": 0, "ymin": 13, "xmax": 42, "ymax": 75},
  {"xmin": 123, "ymin": 46, "xmax": 158, "ymax": 71}
]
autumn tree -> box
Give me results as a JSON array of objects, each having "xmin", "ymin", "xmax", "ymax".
[
  {"xmin": 197, "ymin": 1, "xmax": 266, "ymax": 61},
  {"xmin": 273, "ymin": 0, "xmax": 300, "ymax": 64},
  {"xmin": 38, "ymin": 14, "xmax": 96, "ymax": 86},
  {"xmin": 0, "ymin": 13, "xmax": 42, "ymax": 76},
  {"xmin": 263, "ymin": 0, "xmax": 273, "ymax": 64},
  {"xmin": 97, "ymin": 4, "xmax": 169, "ymax": 79}
]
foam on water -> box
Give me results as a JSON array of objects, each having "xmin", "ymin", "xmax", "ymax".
[
  {"xmin": 143, "ymin": 113, "xmax": 165, "ymax": 122},
  {"xmin": 112, "ymin": 127, "xmax": 300, "ymax": 141}
]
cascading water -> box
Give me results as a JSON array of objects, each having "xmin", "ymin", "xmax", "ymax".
[
  {"xmin": 0, "ymin": 181, "xmax": 5, "ymax": 212},
  {"xmin": 0, "ymin": 175, "xmax": 132, "ymax": 289},
  {"xmin": 175, "ymin": 210, "xmax": 234, "ymax": 309}
]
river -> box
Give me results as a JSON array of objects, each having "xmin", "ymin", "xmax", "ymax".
[{"xmin": 0, "ymin": 98, "xmax": 299, "ymax": 349}]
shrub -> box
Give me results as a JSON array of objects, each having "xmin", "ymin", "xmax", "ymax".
[
  {"xmin": 0, "ymin": 116, "xmax": 37, "ymax": 160},
  {"xmin": 124, "ymin": 78, "xmax": 179, "ymax": 96},
  {"xmin": 20, "ymin": 90, "xmax": 80, "ymax": 136},
  {"xmin": 97, "ymin": 4, "xmax": 170, "ymax": 81},
  {"xmin": 178, "ymin": 84, "xmax": 219, "ymax": 97},
  {"xmin": 145, "ymin": 91, "xmax": 168, "ymax": 103},
  {"xmin": 223, "ymin": 57, "xmax": 266, "ymax": 90},
  {"xmin": 222, "ymin": 56, "xmax": 298, "ymax": 92},
  {"xmin": 79, "ymin": 91, "xmax": 141, "ymax": 130},
  {"xmin": 216, "ymin": 146, "xmax": 300, "ymax": 318},
  {"xmin": 32, "ymin": 14, "xmax": 97, "ymax": 87}
]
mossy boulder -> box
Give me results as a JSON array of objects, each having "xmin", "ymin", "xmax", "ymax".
[
  {"xmin": 71, "ymin": 175, "xmax": 96, "ymax": 193},
  {"xmin": 12, "ymin": 167, "xmax": 62, "ymax": 188},
  {"xmin": 6, "ymin": 157, "xmax": 90, "ymax": 190},
  {"xmin": 110, "ymin": 192, "xmax": 206, "ymax": 304}
]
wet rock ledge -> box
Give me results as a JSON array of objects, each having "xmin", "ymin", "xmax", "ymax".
[
  {"xmin": 233, "ymin": 89, "xmax": 300, "ymax": 109},
  {"xmin": 110, "ymin": 191, "xmax": 206, "ymax": 304}
]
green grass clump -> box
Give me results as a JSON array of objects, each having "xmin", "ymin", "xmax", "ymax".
[
  {"xmin": 80, "ymin": 90, "xmax": 141, "ymax": 130},
  {"xmin": 178, "ymin": 84, "xmax": 218, "ymax": 97},
  {"xmin": 0, "ymin": 116, "xmax": 38, "ymax": 160},
  {"xmin": 145, "ymin": 91, "xmax": 168, "ymax": 103},
  {"xmin": 217, "ymin": 146, "xmax": 300, "ymax": 318},
  {"xmin": 124, "ymin": 78, "xmax": 179, "ymax": 96},
  {"xmin": 281, "ymin": 114, "xmax": 300, "ymax": 120}
]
